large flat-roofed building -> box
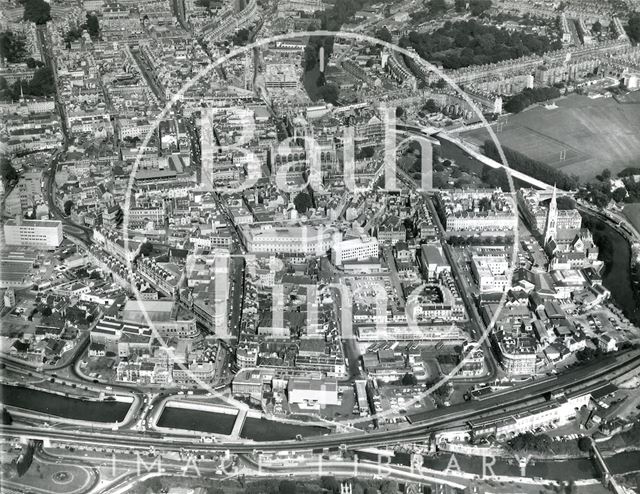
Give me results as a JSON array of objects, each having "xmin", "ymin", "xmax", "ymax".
[
  {"xmin": 122, "ymin": 300, "xmax": 198, "ymax": 339},
  {"xmin": 287, "ymin": 378, "xmax": 339, "ymax": 408},
  {"xmin": 471, "ymin": 254, "xmax": 510, "ymax": 293},
  {"xmin": 419, "ymin": 243, "xmax": 451, "ymax": 282},
  {"xmin": 356, "ymin": 324, "xmax": 467, "ymax": 342},
  {"xmin": 0, "ymin": 250, "xmax": 36, "ymax": 288},
  {"xmin": 243, "ymin": 225, "xmax": 341, "ymax": 256},
  {"xmin": 331, "ymin": 236, "xmax": 379, "ymax": 265},
  {"xmin": 491, "ymin": 325, "xmax": 538, "ymax": 376},
  {"xmin": 3, "ymin": 219, "xmax": 63, "ymax": 249},
  {"xmin": 439, "ymin": 392, "xmax": 591, "ymax": 443}
]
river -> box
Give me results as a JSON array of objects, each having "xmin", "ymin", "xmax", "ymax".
[
  {"xmin": 0, "ymin": 384, "xmax": 130, "ymax": 423},
  {"xmin": 581, "ymin": 212, "xmax": 640, "ymax": 325},
  {"xmin": 438, "ymin": 138, "xmax": 640, "ymax": 324}
]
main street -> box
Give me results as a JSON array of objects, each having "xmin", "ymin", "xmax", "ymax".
[
  {"xmin": 37, "ymin": 24, "xmax": 94, "ymax": 247},
  {"xmin": 391, "ymin": 135, "xmax": 501, "ymax": 382}
]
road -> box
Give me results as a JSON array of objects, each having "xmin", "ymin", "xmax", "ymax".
[
  {"xmin": 3, "ymin": 349, "xmax": 639, "ymax": 454},
  {"xmin": 36, "ymin": 24, "xmax": 94, "ymax": 247},
  {"xmin": 242, "ymin": 456, "xmax": 467, "ymax": 490},
  {"xmin": 127, "ymin": 45, "xmax": 165, "ymax": 104},
  {"xmin": 391, "ymin": 149, "xmax": 500, "ymax": 382}
]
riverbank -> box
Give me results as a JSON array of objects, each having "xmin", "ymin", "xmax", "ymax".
[
  {"xmin": 0, "ymin": 383, "xmax": 137, "ymax": 427},
  {"xmin": 581, "ymin": 212, "xmax": 640, "ymax": 325}
]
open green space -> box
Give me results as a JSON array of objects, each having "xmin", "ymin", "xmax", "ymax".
[
  {"xmin": 463, "ymin": 93, "xmax": 640, "ymax": 181},
  {"xmin": 623, "ymin": 203, "xmax": 640, "ymax": 233}
]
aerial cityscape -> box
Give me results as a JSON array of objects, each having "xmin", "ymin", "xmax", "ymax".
[{"xmin": 1, "ymin": 0, "xmax": 640, "ymax": 493}]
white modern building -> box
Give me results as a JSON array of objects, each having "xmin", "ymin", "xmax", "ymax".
[
  {"xmin": 331, "ymin": 236, "xmax": 379, "ymax": 265},
  {"xmin": 471, "ymin": 254, "xmax": 510, "ymax": 292},
  {"xmin": 3, "ymin": 218, "xmax": 63, "ymax": 249},
  {"xmin": 437, "ymin": 392, "xmax": 591, "ymax": 443},
  {"xmin": 287, "ymin": 378, "xmax": 339, "ymax": 409},
  {"xmin": 356, "ymin": 324, "xmax": 468, "ymax": 342},
  {"xmin": 243, "ymin": 225, "xmax": 341, "ymax": 256}
]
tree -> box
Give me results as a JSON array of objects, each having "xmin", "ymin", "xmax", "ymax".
[
  {"xmin": 428, "ymin": 0, "xmax": 447, "ymax": 15},
  {"xmin": 591, "ymin": 20, "xmax": 602, "ymax": 34},
  {"xmin": 380, "ymin": 480, "xmax": 398, "ymax": 494},
  {"xmin": 86, "ymin": 13, "xmax": 100, "ymax": 39},
  {"xmin": 577, "ymin": 436, "xmax": 592, "ymax": 452},
  {"xmin": 597, "ymin": 168, "xmax": 611, "ymax": 181},
  {"xmin": 206, "ymin": 488, "xmax": 225, "ymax": 494},
  {"xmin": 612, "ymin": 187, "xmax": 626, "ymax": 202},
  {"xmin": 374, "ymin": 26, "xmax": 392, "ymax": 43},
  {"xmin": 303, "ymin": 45, "xmax": 318, "ymax": 71},
  {"xmin": 63, "ymin": 200, "xmax": 73, "ymax": 216},
  {"xmin": 1, "ymin": 157, "xmax": 19, "ymax": 183},
  {"xmin": 356, "ymin": 146, "xmax": 375, "ymax": 159},
  {"xmin": 627, "ymin": 12, "xmax": 640, "ymax": 43},
  {"xmin": 293, "ymin": 191, "xmax": 313, "ymax": 214},
  {"xmin": 483, "ymin": 139, "xmax": 577, "ymax": 190},
  {"xmin": 278, "ymin": 480, "xmax": 297, "ymax": 494},
  {"xmin": 318, "ymin": 83, "xmax": 339, "ymax": 104},
  {"xmin": 432, "ymin": 383, "xmax": 451, "ymax": 401},
  {"xmin": 482, "ymin": 167, "xmax": 509, "ymax": 190},
  {"xmin": 576, "ymin": 347, "xmax": 600, "ymax": 362},
  {"xmin": 455, "ymin": 0, "xmax": 466, "ymax": 12},
  {"xmin": 25, "ymin": 57, "xmax": 43, "ymax": 68},
  {"xmin": 508, "ymin": 432, "xmax": 551, "ymax": 453},
  {"xmin": 41, "ymin": 306, "xmax": 52, "ymax": 317},
  {"xmin": 401, "ymin": 373, "xmax": 418, "ymax": 385},
  {"xmin": 400, "ymin": 20, "xmax": 556, "ymax": 71},
  {"xmin": 470, "ymin": 0, "xmax": 492, "ymax": 16},
  {"xmin": 2, "ymin": 408, "xmax": 12, "ymax": 425},
  {"xmin": 0, "ymin": 31, "xmax": 28, "ymax": 63},
  {"xmin": 139, "ymin": 242, "xmax": 153, "ymax": 257},
  {"xmin": 231, "ymin": 27, "xmax": 251, "ymax": 46},
  {"xmin": 504, "ymin": 86, "xmax": 560, "ymax": 113},
  {"xmin": 320, "ymin": 476, "xmax": 340, "ymax": 493},
  {"xmin": 64, "ymin": 27, "xmax": 83, "ymax": 44},
  {"xmin": 23, "ymin": 0, "xmax": 51, "ymax": 25},
  {"xmin": 422, "ymin": 99, "xmax": 438, "ymax": 113},
  {"xmin": 24, "ymin": 66, "xmax": 55, "ymax": 97},
  {"xmin": 144, "ymin": 477, "xmax": 163, "ymax": 494}
]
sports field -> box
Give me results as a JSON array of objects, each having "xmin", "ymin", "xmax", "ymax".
[
  {"xmin": 463, "ymin": 92, "xmax": 640, "ymax": 180},
  {"xmin": 623, "ymin": 203, "xmax": 640, "ymax": 233}
]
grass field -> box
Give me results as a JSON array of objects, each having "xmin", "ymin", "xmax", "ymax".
[
  {"xmin": 623, "ymin": 203, "xmax": 640, "ymax": 233},
  {"xmin": 463, "ymin": 92, "xmax": 640, "ymax": 181}
]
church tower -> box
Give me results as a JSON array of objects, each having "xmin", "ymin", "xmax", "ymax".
[{"xmin": 544, "ymin": 185, "xmax": 558, "ymax": 246}]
